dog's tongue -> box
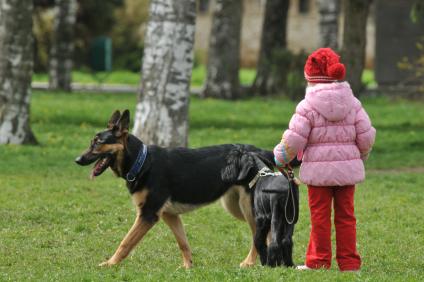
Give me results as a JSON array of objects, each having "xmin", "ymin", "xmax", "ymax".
[{"xmin": 90, "ymin": 158, "xmax": 103, "ymax": 180}]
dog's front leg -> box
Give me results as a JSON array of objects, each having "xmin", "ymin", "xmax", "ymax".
[
  {"xmin": 99, "ymin": 216, "xmax": 156, "ymax": 266},
  {"xmin": 99, "ymin": 189, "xmax": 156, "ymax": 266}
]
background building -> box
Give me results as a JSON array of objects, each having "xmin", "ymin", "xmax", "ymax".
[{"xmin": 195, "ymin": 0, "xmax": 376, "ymax": 68}]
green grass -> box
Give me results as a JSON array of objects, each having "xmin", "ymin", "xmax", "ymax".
[
  {"xmin": 33, "ymin": 67, "xmax": 377, "ymax": 89},
  {"xmin": 0, "ymin": 92, "xmax": 423, "ymax": 281},
  {"xmin": 32, "ymin": 66, "xmax": 257, "ymax": 88}
]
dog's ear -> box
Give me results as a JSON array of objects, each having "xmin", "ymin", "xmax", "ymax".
[
  {"xmin": 221, "ymin": 157, "xmax": 239, "ymax": 183},
  {"xmin": 221, "ymin": 151, "xmax": 256, "ymax": 183},
  {"xmin": 237, "ymin": 154, "xmax": 256, "ymax": 181},
  {"xmin": 108, "ymin": 110, "xmax": 121, "ymax": 129},
  {"xmin": 114, "ymin": 109, "xmax": 130, "ymax": 137}
]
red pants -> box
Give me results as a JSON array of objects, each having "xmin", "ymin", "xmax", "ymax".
[{"xmin": 305, "ymin": 185, "xmax": 361, "ymax": 271}]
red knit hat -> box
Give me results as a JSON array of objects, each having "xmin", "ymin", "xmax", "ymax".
[{"xmin": 304, "ymin": 48, "xmax": 346, "ymax": 83}]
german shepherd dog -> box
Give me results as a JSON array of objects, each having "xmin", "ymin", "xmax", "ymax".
[{"xmin": 75, "ymin": 109, "xmax": 277, "ymax": 268}]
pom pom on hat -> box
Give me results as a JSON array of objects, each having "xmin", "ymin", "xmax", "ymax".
[
  {"xmin": 328, "ymin": 63, "xmax": 346, "ymax": 80},
  {"xmin": 304, "ymin": 48, "xmax": 346, "ymax": 83}
]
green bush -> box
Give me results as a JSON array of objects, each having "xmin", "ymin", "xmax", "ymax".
[
  {"xmin": 110, "ymin": 0, "xmax": 148, "ymax": 72},
  {"xmin": 33, "ymin": 7, "xmax": 54, "ymax": 72},
  {"xmin": 33, "ymin": 0, "xmax": 149, "ymax": 72}
]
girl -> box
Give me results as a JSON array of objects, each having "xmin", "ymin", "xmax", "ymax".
[{"xmin": 273, "ymin": 48, "xmax": 376, "ymax": 272}]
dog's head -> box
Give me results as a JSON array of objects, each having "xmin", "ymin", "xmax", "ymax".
[
  {"xmin": 221, "ymin": 149, "xmax": 274, "ymax": 184},
  {"xmin": 75, "ymin": 109, "xmax": 130, "ymax": 178}
]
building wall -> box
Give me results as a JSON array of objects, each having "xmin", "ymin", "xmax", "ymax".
[
  {"xmin": 195, "ymin": 0, "xmax": 376, "ymax": 68},
  {"xmin": 194, "ymin": 0, "xmax": 265, "ymax": 67}
]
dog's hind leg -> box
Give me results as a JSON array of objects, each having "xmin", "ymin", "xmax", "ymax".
[
  {"xmin": 267, "ymin": 206, "xmax": 284, "ymax": 267},
  {"xmin": 161, "ymin": 212, "xmax": 193, "ymax": 269},
  {"xmin": 238, "ymin": 190, "xmax": 258, "ymax": 267},
  {"xmin": 254, "ymin": 217, "xmax": 270, "ymax": 266},
  {"xmin": 282, "ymin": 224, "xmax": 295, "ymax": 267}
]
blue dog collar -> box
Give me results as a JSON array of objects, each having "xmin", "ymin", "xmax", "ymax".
[{"xmin": 126, "ymin": 144, "xmax": 148, "ymax": 182}]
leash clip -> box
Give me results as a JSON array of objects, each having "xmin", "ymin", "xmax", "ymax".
[{"xmin": 249, "ymin": 167, "xmax": 280, "ymax": 189}]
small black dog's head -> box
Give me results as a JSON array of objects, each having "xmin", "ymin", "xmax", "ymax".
[
  {"xmin": 75, "ymin": 109, "xmax": 130, "ymax": 178},
  {"xmin": 221, "ymin": 149, "xmax": 274, "ymax": 184}
]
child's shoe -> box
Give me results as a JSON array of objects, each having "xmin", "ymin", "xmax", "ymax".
[{"xmin": 296, "ymin": 265, "xmax": 312, "ymax": 270}]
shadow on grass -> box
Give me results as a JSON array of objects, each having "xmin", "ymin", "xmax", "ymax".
[
  {"xmin": 190, "ymin": 120, "xmax": 286, "ymax": 130},
  {"xmin": 375, "ymin": 123, "xmax": 424, "ymax": 132}
]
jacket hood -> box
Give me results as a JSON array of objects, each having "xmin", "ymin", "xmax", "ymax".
[{"xmin": 305, "ymin": 82, "xmax": 355, "ymax": 121}]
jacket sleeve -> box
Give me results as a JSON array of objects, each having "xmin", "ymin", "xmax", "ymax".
[
  {"xmin": 355, "ymin": 107, "xmax": 376, "ymax": 160},
  {"xmin": 273, "ymin": 102, "xmax": 311, "ymax": 167}
]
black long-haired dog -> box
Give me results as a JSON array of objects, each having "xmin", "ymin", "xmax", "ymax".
[
  {"xmin": 75, "ymin": 109, "xmax": 292, "ymax": 268},
  {"xmin": 231, "ymin": 152, "xmax": 300, "ymax": 267}
]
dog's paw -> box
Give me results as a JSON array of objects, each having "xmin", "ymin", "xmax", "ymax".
[
  {"xmin": 183, "ymin": 261, "xmax": 193, "ymax": 269},
  {"xmin": 239, "ymin": 261, "xmax": 255, "ymax": 268},
  {"xmin": 98, "ymin": 259, "xmax": 119, "ymax": 267}
]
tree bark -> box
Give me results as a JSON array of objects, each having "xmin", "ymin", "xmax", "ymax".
[
  {"xmin": 318, "ymin": 0, "xmax": 340, "ymax": 49},
  {"xmin": 132, "ymin": 0, "xmax": 196, "ymax": 147},
  {"xmin": 251, "ymin": 0, "xmax": 290, "ymax": 96},
  {"xmin": 0, "ymin": 0, "xmax": 37, "ymax": 145},
  {"xmin": 341, "ymin": 0, "xmax": 372, "ymax": 95},
  {"xmin": 49, "ymin": 0, "xmax": 78, "ymax": 91},
  {"xmin": 202, "ymin": 0, "xmax": 242, "ymax": 99}
]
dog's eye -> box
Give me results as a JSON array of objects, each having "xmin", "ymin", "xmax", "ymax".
[{"xmin": 91, "ymin": 138, "xmax": 103, "ymax": 146}]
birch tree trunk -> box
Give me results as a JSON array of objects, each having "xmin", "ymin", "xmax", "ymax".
[
  {"xmin": 0, "ymin": 0, "xmax": 37, "ymax": 145},
  {"xmin": 342, "ymin": 0, "xmax": 372, "ymax": 95},
  {"xmin": 132, "ymin": 0, "xmax": 196, "ymax": 147},
  {"xmin": 251, "ymin": 0, "xmax": 290, "ymax": 96},
  {"xmin": 318, "ymin": 0, "xmax": 340, "ymax": 49},
  {"xmin": 49, "ymin": 0, "xmax": 78, "ymax": 91},
  {"xmin": 202, "ymin": 0, "xmax": 242, "ymax": 99}
]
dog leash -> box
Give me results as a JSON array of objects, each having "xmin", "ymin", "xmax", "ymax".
[
  {"xmin": 284, "ymin": 165, "xmax": 296, "ymax": 225},
  {"xmin": 126, "ymin": 144, "xmax": 148, "ymax": 182}
]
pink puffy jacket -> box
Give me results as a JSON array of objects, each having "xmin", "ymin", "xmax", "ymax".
[{"xmin": 274, "ymin": 82, "xmax": 376, "ymax": 186}]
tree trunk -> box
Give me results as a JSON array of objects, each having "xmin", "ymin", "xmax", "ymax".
[
  {"xmin": 341, "ymin": 0, "xmax": 372, "ymax": 95},
  {"xmin": 202, "ymin": 0, "xmax": 242, "ymax": 99},
  {"xmin": 251, "ymin": 0, "xmax": 290, "ymax": 96},
  {"xmin": 0, "ymin": 0, "xmax": 37, "ymax": 145},
  {"xmin": 132, "ymin": 0, "xmax": 196, "ymax": 147},
  {"xmin": 49, "ymin": 0, "xmax": 78, "ymax": 91},
  {"xmin": 318, "ymin": 0, "xmax": 340, "ymax": 49}
]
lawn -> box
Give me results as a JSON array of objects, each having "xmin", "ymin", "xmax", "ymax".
[
  {"xmin": 32, "ymin": 67, "xmax": 375, "ymax": 89},
  {"xmin": 0, "ymin": 91, "xmax": 423, "ymax": 281},
  {"xmin": 32, "ymin": 66, "xmax": 257, "ymax": 88}
]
